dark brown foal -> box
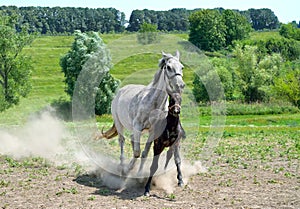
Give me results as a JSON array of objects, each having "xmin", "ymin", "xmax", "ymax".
[{"xmin": 144, "ymin": 93, "xmax": 185, "ymax": 196}]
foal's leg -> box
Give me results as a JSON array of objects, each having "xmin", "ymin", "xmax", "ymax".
[
  {"xmin": 144, "ymin": 145, "xmax": 163, "ymax": 196},
  {"xmin": 174, "ymin": 143, "xmax": 183, "ymax": 186},
  {"xmin": 164, "ymin": 146, "xmax": 174, "ymax": 170}
]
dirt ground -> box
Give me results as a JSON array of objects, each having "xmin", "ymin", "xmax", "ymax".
[{"xmin": 0, "ymin": 155, "xmax": 299, "ymax": 209}]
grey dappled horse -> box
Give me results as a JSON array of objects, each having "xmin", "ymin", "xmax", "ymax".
[{"xmin": 101, "ymin": 51, "xmax": 185, "ymax": 175}]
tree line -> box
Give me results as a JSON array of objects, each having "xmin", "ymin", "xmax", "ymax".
[
  {"xmin": 0, "ymin": 6, "xmax": 293, "ymax": 34},
  {"xmin": 0, "ymin": 6, "xmax": 126, "ymax": 34},
  {"xmin": 127, "ymin": 8, "xmax": 281, "ymax": 32}
]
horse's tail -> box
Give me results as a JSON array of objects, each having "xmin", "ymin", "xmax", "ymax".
[{"xmin": 94, "ymin": 123, "xmax": 118, "ymax": 140}]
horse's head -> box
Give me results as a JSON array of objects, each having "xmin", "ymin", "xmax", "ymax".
[
  {"xmin": 168, "ymin": 93, "xmax": 182, "ymax": 116},
  {"xmin": 159, "ymin": 51, "xmax": 185, "ymax": 95}
]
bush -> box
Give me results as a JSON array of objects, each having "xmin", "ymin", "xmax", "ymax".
[
  {"xmin": 60, "ymin": 30, "xmax": 120, "ymax": 116},
  {"xmin": 137, "ymin": 23, "xmax": 160, "ymax": 45},
  {"xmin": 274, "ymin": 66, "xmax": 300, "ymax": 108}
]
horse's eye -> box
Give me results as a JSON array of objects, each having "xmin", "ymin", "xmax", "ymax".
[{"xmin": 166, "ymin": 66, "xmax": 172, "ymax": 71}]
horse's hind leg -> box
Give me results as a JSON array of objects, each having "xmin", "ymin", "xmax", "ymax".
[
  {"xmin": 119, "ymin": 134, "xmax": 125, "ymax": 171},
  {"xmin": 174, "ymin": 144, "xmax": 183, "ymax": 186},
  {"xmin": 114, "ymin": 119, "xmax": 126, "ymax": 175}
]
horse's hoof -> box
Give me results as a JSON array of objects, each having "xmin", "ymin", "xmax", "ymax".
[
  {"xmin": 137, "ymin": 175, "xmax": 145, "ymax": 184},
  {"xmin": 117, "ymin": 164, "xmax": 127, "ymax": 176},
  {"xmin": 144, "ymin": 191, "xmax": 150, "ymax": 197}
]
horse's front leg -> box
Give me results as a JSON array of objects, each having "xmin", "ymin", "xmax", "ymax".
[
  {"xmin": 174, "ymin": 143, "xmax": 183, "ymax": 187},
  {"xmin": 138, "ymin": 141, "xmax": 152, "ymax": 174},
  {"xmin": 124, "ymin": 130, "xmax": 142, "ymax": 174},
  {"xmin": 138, "ymin": 129, "xmax": 156, "ymax": 173},
  {"xmin": 132, "ymin": 125, "xmax": 142, "ymax": 158}
]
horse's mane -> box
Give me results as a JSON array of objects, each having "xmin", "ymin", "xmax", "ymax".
[
  {"xmin": 158, "ymin": 53, "xmax": 173, "ymax": 69},
  {"xmin": 152, "ymin": 53, "xmax": 174, "ymax": 86},
  {"xmin": 152, "ymin": 52, "xmax": 180, "ymax": 87}
]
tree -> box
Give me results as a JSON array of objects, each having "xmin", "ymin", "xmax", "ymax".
[
  {"xmin": 137, "ymin": 22, "xmax": 159, "ymax": 45},
  {"xmin": 222, "ymin": 9, "xmax": 252, "ymax": 46},
  {"xmin": 279, "ymin": 23, "xmax": 300, "ymax": 41},
  {"xmin": 60, "ymin": 30, "xmax": 120, "ymax": 115},
  {"xmin": 0, "ymin": 12, "xmax": 34, "ymax": 111},
  {"xmin": 248, "ymin": 8, "xmax": 279, "ymax": 30},
  {"xmin": 189, "ymin": 9, "xmax": 226, "ymax": 51},
  {"xmin": 127, "ymin": 10, "xmax": 145, "ymax": 32}
]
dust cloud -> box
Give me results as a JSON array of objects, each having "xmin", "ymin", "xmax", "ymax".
[
  {"xmin": 0, "ymin": 110, "xmax": 66, "ymax": 160},
  {"xmin": 90, "ymin": 153, "xmax": 207, "ymax": 194},
  {"xmin": 0, "ymin": 110, "xmax": 206, "ymax": 194}
]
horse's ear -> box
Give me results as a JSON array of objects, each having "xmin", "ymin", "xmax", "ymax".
[
  {"xmin": 162, "ymin": 51, "xmax": 167, "ymax": 58},
  {"xmin": 175, "ymin": 50, "xmax": 180, "ymax": 59}
]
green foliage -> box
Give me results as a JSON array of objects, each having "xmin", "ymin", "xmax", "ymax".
[
  {"xmin": 189, "ymin": 9, "xmax": 251, "ymax": 51},
  {"xmin": 192, "ymin": 58, "xmax": 233, "ymax": 102},
  {"xmin": 279, "ymin": 23, "xmax": 300, "ymax": 41},
  {"xmin": 237, "ymin": 35, "xmax": 300, "ymax": 61},
  {"xmin": 233, "ymin": 45, "xmax": 282, "ymax": 102},
  {"xmin": 192, "ymin": 44, "xmax": 284, "ymax": 104},
  {"xmin": 0, "ymin": 12, "xmax": 35, "ymax": 111},
  {"xmin": 137, "ymin": 23, "xmax": 159, "ymax": 45},
  {"xmin": 60, "ymin": 30, "xmax": 120, "ymax": 115},
  {"xmin": 273, "ymin": 62, "xmax": 300, "ymax": 107},
  {"xmin": 189, "ymin": 9, "xmax": 226, "ymax": 51}
]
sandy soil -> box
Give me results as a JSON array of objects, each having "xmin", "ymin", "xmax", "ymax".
[{"xmin": 1, "ymin": 155, "xmax": 299, "ymax": 209}]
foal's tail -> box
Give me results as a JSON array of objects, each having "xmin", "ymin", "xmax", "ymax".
[{"xmin": 94, "ymin": 123, "xmax": 118, "ymax": 140}]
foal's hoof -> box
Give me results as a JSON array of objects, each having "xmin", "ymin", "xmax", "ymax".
[
  {"xmin": 178, "ymin": 181, "xmax": 184, "ymax": 187},
  {"xmin": 144, "ymin": 191, "xmax": 150, "ymax": 197}
]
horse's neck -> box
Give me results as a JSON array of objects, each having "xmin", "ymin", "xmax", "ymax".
[
  {"xmin": 166, "ymin": 113, "xmax": 179, "ymax": 131},
  {"xmin": 144, "ymin": 69, "xmax": 168, "ymax": 110},
  {"xmin": 148, "ymin": 68, "xmax": 167, "ymax": 92}
]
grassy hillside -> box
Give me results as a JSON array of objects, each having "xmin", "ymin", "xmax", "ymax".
[
  {"xmin": 0, "ymin": 32, "xmax": 299, "ymax": 126},
  {"xmin": 0, "ymin": 33, "xmax": 195, "ymax": 125}
]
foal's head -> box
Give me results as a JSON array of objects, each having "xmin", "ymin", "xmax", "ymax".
[{"xmin": 168, "ymin": 93, "xmax": 182, "ymax": 116}]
